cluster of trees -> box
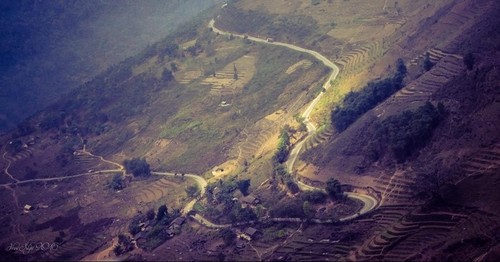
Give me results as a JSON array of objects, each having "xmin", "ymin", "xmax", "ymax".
[
  {"xmin": 269, "ymin": 199, "xmax": 306, "ymax": 218},
  {"xmin": 109, "ymin": 174, "xmax": 125, "ymax": 190},
  {"xmin": 123, "ymin": 158, "xmax": 151, "ymax": 177},
  {"xmin": 371, "ymin": 102, "xmax": 446, "ymax": 162},
  {"xmin": 127, "ymin": 204, "xmax": 180, "ymax": 250},
  {"xmin": 274, "ymin": 165, "xmax": 300, "ymax": 194},
  {"xmin": 273, "ymin": 128, "xmax": 291, "ymax": 164},
  {"xmin": 185, "ymin": 185, "xmax": 200, "ymax": 198},
  {"xmin": 113, "ymin": 234, "xmax": 134, "ymax": 256},
  {"xmin": 301, "ymin": 190, "xmax": 327, "ymax": 204},
  {"xmin": 204, "ymin": 178, "xmax": 258, "ymax": 223},
  {"xmin": 229, "ymin": 203, "xmax": 258, "ymax": 223},
  {"xmin": 325, "ymin": 178, "xmax": 344, "ymax": 200},
  {"xmin": 220, "ymin": 228, "xmax": 236, "ymax": 246},
  {"xmin": 331, "ymin": 59, "xmax": 407, "ymax": 132}
]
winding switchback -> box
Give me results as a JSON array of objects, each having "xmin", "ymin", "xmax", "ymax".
[{"xmin": 209, "ymin": 18, "xmax": 378, "ymax": 218}]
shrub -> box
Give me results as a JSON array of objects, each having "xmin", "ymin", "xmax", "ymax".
[
  {"xmin": 109, "ymin": 174, "xmax": 125, "ymax": 190},
  {"xmin": 123, "ymin": 158, "xmax": 151, "ymax": 177},
  {"xmin": 301, "ymin": 190, "xmax": 327, "ymax": 204}
]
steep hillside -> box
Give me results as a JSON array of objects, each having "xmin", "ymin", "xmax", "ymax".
[
  {"xmin": 0, "ymin": 0, "xmax": 220, "ymax": 133},
  {"xmin": 0, "ymin": 0, "xmax": 498, "ymax": 261}
]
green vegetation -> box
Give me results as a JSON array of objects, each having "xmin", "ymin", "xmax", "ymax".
[
  {"xmin": 273, "ymin": 128, "xmax": 291, "ymax": 164},
  {"xmin": 270, "ymin": 199, "xmax": 306, "ymax": 218},
  {"xmin": 303, "ymin": 201, "xmax": 315, "ymax": 219},
  {"xmin": 109, "ymin": 174, "xmax": 125, "ymax": 190},
  {"xmin": 311, "ymin": 0, "xmax": 321, "ymax": 6},
  {"xmin": 157, "ymin": 205, "xmax": 168, "ymax": 221},
  {"xmin": 464, "ymin": 52, "xmax": 475, "ymax": 70},
  {"xmin": 372, "ymin": 102, "xmax": 446, "ymax": 162},
  {"xmin": 124, "ymin": 158, "xmax": 151, "ymax": 177},
  {"xmin": 237, "ymin": 179, "xmax": 251, "ymax": 196},
  {"xmin": 186, "ymin": 184, "xmax": 200, "ymax": 198},
  {"xmin": 230, "ymin": 203, "xmax": 258, "ymax": 223},
  {"xmin": 422, "ymin": 52, "xmax": 435, "ymax": 71},
  {"xmin": 301, "ymin": 190, "xmax": 328, "ymax": 204},
  {"xmin": 325, "ymin": 178, "xmax": 343, "ymax": 200},
  {"xmin": 220, "ymin": 228, "xmax": 236, "ymax": 246},
  {"xmin": 127, "ymin": 205, "xmax": 181, "ymax": 251},
  {"xmin": 331, "ymin": 59, "xmax": 407, "ymax": 132},
  {"xmin": 113, "ymin": 234, "xmax": 134, "ymax": 256}
]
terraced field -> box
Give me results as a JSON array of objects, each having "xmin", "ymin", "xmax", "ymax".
[
  {"xmin": 438, "ymin": 0, "xmax": 494, "ymax": 51},
  {"xmin": 459, "ymin": 144, "xmax": 500, "ymax": 177},
  {"xmin": 393, "ymin": 53, "xmax": 463, "ymax": 104},
  {"xmin": 201, "ymin": 55, "xmax": 256, "ymax": 96},
  {"xmin": 71, "ymin": 152, "xmax": 114, "ymax": 176},
  {"xmin": 43, "ymin": 234, "xmax": 105, "ymax": 261},
  {"xmin": 149, "ymin": 233, "xmax": 220, "ymax": 261},
  {"xmin": 134, "ymin": 178, "xmax": 178, "ymax": 204},
  {"xmin": 236, "ymin": 118, "xmax": 279, "ymax": 165},
  {"xmin": 302, "ymin": 125, "xmax": 334, "ymax": 151},
  {"xmin": 336, "ymin": 40, "xmax": 385, "ymax": 75},
  {"xmin": 373, "ymin": 170, "xmax": 419, "ymax": 206},
  {"xmin": 352, "ymin": 211, "xmax": 467, "ymax": 261},
  {"xmin": 3, "ymin": 148, "xmax": 33, "ymax": 163},
  {"xmin": 270, "ymin": 237, "xmax": 353, "ymax": 261}
]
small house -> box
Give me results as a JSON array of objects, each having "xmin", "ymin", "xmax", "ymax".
[
  {"xmin": 240, "ymin": 227, "xmax": 260, "ymax": 241},
  {"xmin": 169, "ymin": 217, "xmax": 186, "ymax": 230},
  {"xmin": 24, "ymin": 204, "xmax": 34, "ymax": 212},
  {"xmin": 240, "ymin": 195, "xmax": 260, "ymax": 207}
]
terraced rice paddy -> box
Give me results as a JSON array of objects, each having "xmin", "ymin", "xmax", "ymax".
[
  {"xmin": 303, "ymin": 125, "xmax": 334, "ymax": 151},
  {"xmin": 353, "ymin": 212, "xmax": 466, "ymax": 261},
  {"xmin": 459, "ymin": 144, "xmax": 500, "ymax": 177},
  {"xmin": 394, "ymin": 53, "xmax": 464, "ymax": 104},
  {"xmin": 336, "ymin": 40, "xmax": 385, "ymax": 75},
  {"xmin": 43, "ymin": 234, "xmax": 105, "ymax": 261},
  {"xmin": 134, "ymin": 178, "xmax": 180, "ymax": 204},
  {"xmin": 236, "ymin": 119, "xmax": 279, "ymax": 165},
  {"xmin": 201, "ymin": 55, "xmax": 256, "ymax": 96}
]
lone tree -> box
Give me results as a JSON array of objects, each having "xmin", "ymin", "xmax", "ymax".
[
  {"xmin": 124, "ymin": 158, "xmax": 151, "ymax": 177},
  {"xmin": 464, "ymin": 52, "xmax": 475, "ymax": 70},
  {"xmin": 233, "ymin": 63, "xmax": 238, "ymax": 80},
  {"xmin": 326, "ymin": 178, "xmax": 342, "ymax": 200},
  {"xmin": 157, "ymin": 205, "xmax": 169, "ymax": 221},
  {"xmin": 237, "ymin": 179, "xmax": 251, "ymax": 196},
  {"xmin": 422, "ymin": 52, "xmax": 434, "ymax": 71}
]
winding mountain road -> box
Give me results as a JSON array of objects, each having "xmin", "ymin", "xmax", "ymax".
[
  {"xmin": 1, "ymin": 19, "xmax": 378, "ymax": 235},
  {"xmin": 209, "ymin": 19, "xmax": 378, "ymax": 218}
]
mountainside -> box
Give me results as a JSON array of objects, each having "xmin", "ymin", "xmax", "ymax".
[
  {"xmin": 0, "ymin": 0, "xmax": 220, "ymax": 133},
  {"xmin": 0, "ymin": 0, "xmax": 499, "ymax": 261}
]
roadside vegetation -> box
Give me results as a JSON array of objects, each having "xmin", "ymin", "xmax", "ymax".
[
  {"xmin": 368, "ymin": 102, "xmax": 446, "ymax": 162},
  {"xmin": 127, "ymin": 204, "xmax": 181, "ymax": 251},
  {"xmin": 124, "ymin": 158, "xmax": 151, "ymax": 177},
  {"xmin": 331, "ymin": 59, "xmax": 407, "ymax": 132}
]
